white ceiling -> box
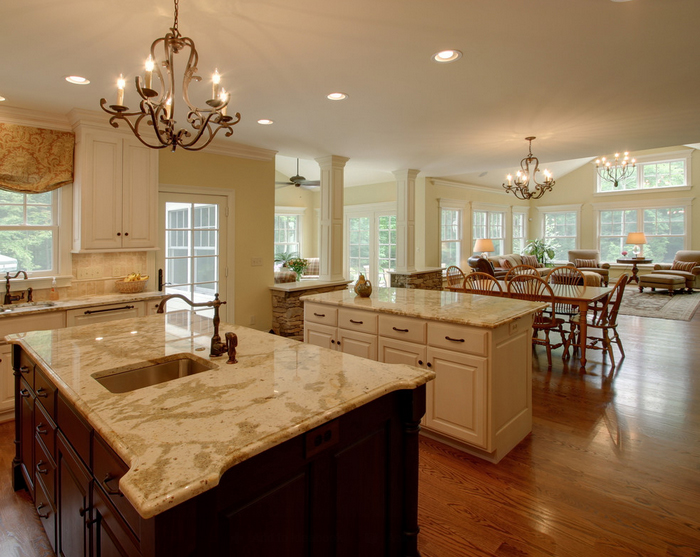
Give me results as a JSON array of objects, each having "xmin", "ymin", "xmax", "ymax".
[{"xmin": 2, "ymin": 0, "xmax": 699, "ymax": 188}]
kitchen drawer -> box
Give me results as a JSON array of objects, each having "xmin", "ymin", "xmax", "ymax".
[
  {"xmin": 66, "ymin": 302, "xmax": 144, "ymax": 327},
  {"xmin": 305, "ymin": 303, "xmax": 338, "ymax": 327},
  {"xmin": 35, "ymin": 402, "xmax": 57, "ymax": 456},
  {"xmin": 34, "ymin": 367, "xmax": 57, "ymax": 419},
  {"xmin": 338, "ymin": 308, "xmax": 377, "ymax": 334},
  {"xmin": 35, "ymin": 475, "xmax": 57, "ymax": 552},
  {"xmin": 379, "ymin": 315, "xmax": 427, "ymax": 344},
  {"xmin": 35, "ymin": 434, "xmax": 56, "ymax": 503},
  {"xmin": 57, "ymin": 392, "xmax": 92, "ymax": 469},
  {"xmin": 93, "ymin": 433, "xmax": 141, "ymax": 539},
  {"xmin": 427, "ymin": 322, "xmax": 488, "ymax": 357},
  {"xmin": 16, "ymin": 349, "xmax": 35, "ymax": 387}
]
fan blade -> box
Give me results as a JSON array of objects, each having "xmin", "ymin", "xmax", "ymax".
[
  {"xmin": 298, "ymin": 180, "xmax": 321, "ymax": 186},
  {"xmin": 275, "ymin": 181, "xmax": 293, "ymax": 185},
  {"xmin": 275, "ymin": 183, "xmax": 292, "ymax": 189}
]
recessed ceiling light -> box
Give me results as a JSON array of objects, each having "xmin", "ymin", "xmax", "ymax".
[
  {"xmin": 327, "ymin": 92, "xmax": 348, "ymax": 100},
  {"xmin": 65, "ymin": 75, "xmax": 90, "ymax": 85},
  {"xmin": 432, "ymin": 50, "xmax": 463, "ymax": 63},
  {"xmin": 0, "ymin": 96, "xmax": 5, "ymax": 102},
  {"xmin": 257, "ymin": 119, "xmax": 274, "ymax": 125}
]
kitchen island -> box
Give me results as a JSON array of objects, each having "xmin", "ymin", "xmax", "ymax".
[
  {"xmin": 302, "ymin": 288, "xmax": 546, "ymax": 463},
  {"xmin": 9, "ymin": 311, "xmax": 434, "ymax": 556}
]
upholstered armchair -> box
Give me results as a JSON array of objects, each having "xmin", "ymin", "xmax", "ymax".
[
  {"xmin": 567, "ymin": 250, "xmax": 610, "ymax": 286},
  {"xmin": 467, "ymin": 256, "xmax": 507, "ymax": 280},
  {"xmin": 651, "ymin": 250, "xmax": 700, "ymax": 291}
]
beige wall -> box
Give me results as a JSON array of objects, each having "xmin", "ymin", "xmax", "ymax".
[
  {"xmin": 160, "ymin": 151, "xmax": 275, "ymax": 331},
  {"xmin": 274, "ymin": 171, "xmax": 320, "ymax": 258}
]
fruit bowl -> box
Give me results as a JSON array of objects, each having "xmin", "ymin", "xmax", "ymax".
[{"xmin": 115, "ymin": 278, "xmax": 148, "ymax": 293}]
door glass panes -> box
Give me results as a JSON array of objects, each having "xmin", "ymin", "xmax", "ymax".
[
  {"xmin": 512, "ymin": 213, "xmax": 525, "ymax": 254},
  {"xmin": 348, "ymin": 216, "xmax": 370, "ymax": 282},
  {"xmin": 441, "ymin": 209, "xmax": 461, "ymax": 268},
  {"xmin": 164, "ymin": 202, "xmax": 220, "ymax": 315},
  {"xmin": 377, "ymin": 215, "xmax": 396, "ymax": 287}
]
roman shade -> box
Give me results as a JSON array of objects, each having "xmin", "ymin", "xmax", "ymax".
[{"xmin": 0, "ymin": 123, "xmax": 74, "ymax": 193}]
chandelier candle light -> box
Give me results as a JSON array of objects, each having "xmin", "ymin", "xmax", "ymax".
[
  {"xmin": 502, "ymin": 137, "xmax": 555, "ymax": 200},
  {"xmin": 100, "ymin": 0, "xmax": 240, "ymax": 151},
  {"xmin": 596, "ymin": 152, "xmax": 636, "ymax": 188}
]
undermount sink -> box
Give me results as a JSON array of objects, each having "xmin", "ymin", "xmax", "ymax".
[
  {"xmin": 0, "ymin": 301, "xmax": 56, "ymax": 312},
  {"xmin": 93, "ymin": 355, "xmax": 216, "ymax": 394}
]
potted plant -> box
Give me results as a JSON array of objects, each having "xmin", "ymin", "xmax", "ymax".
[{"xmin": 523, "ymin": 238, "xmax": 556, "ymax": 266}]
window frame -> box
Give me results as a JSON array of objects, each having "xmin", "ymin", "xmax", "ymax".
[
  {"xmin": 440, "ymin": 206, "xmax": 462, "ymax": 269},
  {"xmin": 538, "ymin": 204, "xmax": 581, "ymax": 263},
  {"xmin": 595, "ymin": 149, "xmax": 693, "ymax": 194},
  {"xmin": 344, "ymin": 201, "xmax": 397, "ymax": 286},
  {"xmin": 472, "ymin": 205, "xmax": 506, "ymax": 257},
  {"xmin": 274, "ymin": 206, "xmax": 306, "ymax": 259},
  {"xmin": 512, "ymin": 208, "xmax": 529, "ymax": 255}
]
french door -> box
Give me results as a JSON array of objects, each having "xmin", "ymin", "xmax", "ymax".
[
  {"xmin": 157, "ymin": 192, "xmax": 229, "ymax": 320},
  {"xmin": 346, "ymin": 213, "xmax": 396, "ymax": 287}
]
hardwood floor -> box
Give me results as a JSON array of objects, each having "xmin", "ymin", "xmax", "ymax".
[{"xmin": 1, "ymin": 308, "xmax": 699, "ymax": 556}]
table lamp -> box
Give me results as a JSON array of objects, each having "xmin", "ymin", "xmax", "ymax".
[
  {"xmin": 626, "ymin": 232, "xmax": 647, "ymax": 258},
  {"xmin": 473, "ymin": 238, "xmax": 495, "ymax": 258}
]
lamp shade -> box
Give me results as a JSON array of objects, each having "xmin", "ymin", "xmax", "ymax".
[
  {"xmin": 473, "ymin": 238, "xmax": 495, "ymax": 253},
  {"xmin": 626, "ymin": 232, "xmax": 647, "ymax": 245}
]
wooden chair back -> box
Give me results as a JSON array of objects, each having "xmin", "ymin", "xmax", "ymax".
[
  {"xmin": 504, "ymin": 264, "xmax": 539, "ymax": 282},
  {"xmin": 592, "ymin": 274, "xmax": 629, "ymax": 328},
  {"xmin": 445, "ymin": 266, "xmax": 466, "ymax": 289},
  {"xmin": 462, "ymin": 272, "xmax": 503, "ymax": 295},
  {"xmin": 507, "ymin": 275, "xmax": 557, "ymax": 325},
  {"xmin": 546, "ymin": 265, "xmax": 586, "ymax": 316}
]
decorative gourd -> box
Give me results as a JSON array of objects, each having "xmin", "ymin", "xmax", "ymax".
[{"xmin": 354, "ymin": 274, "xmax": 373, "ymax": 297}]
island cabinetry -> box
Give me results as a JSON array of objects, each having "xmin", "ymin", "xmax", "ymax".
[
  {"xmin": 66, "ymin": 302, "xmax": 146, "ymax": 328},
  {"xmin": 73, "ymin": 127, "xmax": 158, "ymax": 252},
  {"xmin": 305, "ymin": 303, "xmax": 378, "ymax": 360}
]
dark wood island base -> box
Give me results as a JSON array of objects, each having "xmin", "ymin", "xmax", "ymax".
[{"xmin": 13, "ymin": 344, "xmax": 426, "ymax": 557}]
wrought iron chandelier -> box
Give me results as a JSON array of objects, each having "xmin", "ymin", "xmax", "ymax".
[
  {"xmin": 502, "ymin": 137, "xmax": 554, "ymax": 200},
  {"xmin": 100, "ymin": 0, "xmax": 240, "ymax": 152},
  {"xmin": 595, "ymin": 152, "xmax": 636, "ymax": 188}
]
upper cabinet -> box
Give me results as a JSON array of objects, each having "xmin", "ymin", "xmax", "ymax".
[{"xmin": 72, "ymin": 124, "xmax": 158, "ymax": 252}]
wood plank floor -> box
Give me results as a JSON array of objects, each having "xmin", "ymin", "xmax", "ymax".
[{"xmin": 1, "ymin": 305, "xmax": 699, "ymax": 556}]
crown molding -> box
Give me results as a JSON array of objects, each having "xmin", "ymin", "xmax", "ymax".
[
  {"xmin": 0, "ymin": 105, "xmax": 72, "ymax": 131},
  {"xmin": 428, "ymin": 177, "xmax": 510, "ymax": 196}
]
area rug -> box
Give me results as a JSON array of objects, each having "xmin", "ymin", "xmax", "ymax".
[{"xmin": 617, "ymin": 286, "xmax": 700, "ymax": 321}]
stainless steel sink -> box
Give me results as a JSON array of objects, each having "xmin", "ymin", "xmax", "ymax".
[
  {"xmin": 0, "ymin": 301, "xmax": 56, "ymax": 312},
  {"xmin": 93, "ymin": 355, "xmax": 216, "ymax": 394}
]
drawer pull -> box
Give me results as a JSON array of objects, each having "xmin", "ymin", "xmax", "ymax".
[
  {"xmin": 103, "ymin": 474, "xmax": 123, "ymax": 497},
  {"xmin": 19, "ymin": 389, "xmax": 30, "ymax": 398},
  {"xmin": 19, "ymin": 365, "xmax": 30, "ymax": 374},
  {"xmin": 445, "ymin": 336, "xmax": 465, "ymax": 343},
  {"xmin": 349, "ymin": 319, "xmax": 364, "ymax": 324},
  {"xmin": 36, "ymin": 423, "xmax": 48, "ymax": 435},
  {"xmin": 37, "ymin": 503, "xmax": 50, "ymax": 519},
  {"xmin": 84, "ymin": 305, "xmax": 135, "ymax": 315},
  {"xmin": 392, "ymin": 327, "xmax": 409, "ymax": 333},
  {"xmin": 36, "ymin": 460, "xmax": 48, "ymax": 475},
  {"xmin": 79, "ymin": 505, "xmax": 91, "ymax": 517},
  {"xmin": 313, "ymin": 312, "xmax": 326, "ymax": 317},
  {"xmin": 36, "ymin": 387, "xmax": 48, "ymax": 398}
]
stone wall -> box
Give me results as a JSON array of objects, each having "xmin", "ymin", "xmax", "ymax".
[
  {"xmin": 271, "ymin": 283, "xmax": 349, "ymax": 341},
  {"xmin": 390, "ymin": 270, "xmax": 444, "ymax": 290}
]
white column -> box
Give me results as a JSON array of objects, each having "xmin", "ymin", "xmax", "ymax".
[
  {"xmin": 393, "ymin": 169, "xmax": 420, "ymax": 273},
  {"xmin": 316, "ymin": 155, "xmax": 349, "ymax": 281}
]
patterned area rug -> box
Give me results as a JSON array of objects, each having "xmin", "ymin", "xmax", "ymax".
[{"xmin": 618, "ymin": 286, "xmax": 700, "ymax": 321}]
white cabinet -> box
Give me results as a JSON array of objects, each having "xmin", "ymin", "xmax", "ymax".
[
  {"xmin": 304, "ymin": 304, "xmax": 378, "ymax": 360},
  {"xmin": 73, "ymin": 127, "xmax": 158, "ymax": 252},
  {"xmin": 66, "ymin": 301, "xmax": 146, "ymax": 327}
]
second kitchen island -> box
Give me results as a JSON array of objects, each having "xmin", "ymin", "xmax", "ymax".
[{"xmin": 302, "ymin": 288, "xmax": 546, "ymax": 463}]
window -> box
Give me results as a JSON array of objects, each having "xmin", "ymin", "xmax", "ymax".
[
  {"xmin": 512, "ymin": 212, "xmax": 527, "ymax": 255},
  {"xmin": 377, "ymin": 215, "xmax": 397, "ymax": 283},
  {"xmin": 543, "ymin": 211, "xmax": 577, "ymax": 262},
  {"xmin": 440, "ymin": 208, "xmax": 461, "ymax": 268},
  {"xmin": 0, "ymin": 190, "xmax": 58, "ymax": 276},
  {"xmin": 596, "ymin": 200, "xmax": 690, "ymax": 264},
  {"xmin": 473, "ymin": 210, "xmax": 505, "ymax": 255},
  {"xmin": 274, "ymin": 214, "xmax": 301, "ymax": 257},
  {"xmin": 597, "ymin": 151, "xmax": 690, "ymax": 192}
]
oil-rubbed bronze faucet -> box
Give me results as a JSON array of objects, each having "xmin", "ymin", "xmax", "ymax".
[
  {"xmin": 156, "ymin": 293, "xmax": 228, "ymax": 357},
  {"xmin": 225, "ymin": 332, "xmax": 238, "ymax": 364},
  {"xmin": 4, "ymin": 271, "xmax": 28, "ymax": 305}
]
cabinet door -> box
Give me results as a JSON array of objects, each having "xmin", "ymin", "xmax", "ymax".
[
  {"xmin": 19, "ymin": 380, "xmax": 35, "ymax": 498},
  {"xmin": 378, "ymin": 337, "xmax": 426, "ymax": 367},
  {"xmin": 425, "ymin": 347, "xmax": 488, "ymax": 449},
  {"xmin": 92, "ymin": 485, "xmax": 141, "ymax": 557},
  {"xmin": 338, "ymin": 328, "xmax": 378, "ymax": 360},
  {"xmin": 80, "ymin": 132, "xmax": 124, "ymax": 250},
  {"xmin": 57, "ymin": 433, "xmax": 91, "ymax": 557},
  {"xmin": 304, "ymin": 322, "xmax": 337, "ymax": 350},
  {"xmin": 122, "ymin": 138, "xmax": 158, "ymax": 249},
  {"xmin": 0, "ymin": 343, "xmax": 13, "ymax": 420}
]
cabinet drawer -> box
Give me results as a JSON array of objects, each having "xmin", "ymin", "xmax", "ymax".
[
  {"xmin": 66, "ymin": 302, "xmax": 144, "ymax": 327},
  {"xmin": 35, "ymin": 475, "xmax": 57, "ymax": 552},
  {"xmin": 338, "ymin": 308, "xmax": 377, "ymax": 334},
  {"xmin": 57, "ymin": 393, "xmax": 92, "ymax": 469},
  {"xmin": 305, "ymin": 303, "xmax": 337, "ymax": 326},
  {"xmin": 428, "ymin": 322, "xmax": 488, "ymax": 357},
  {"xmin": 34, "ymin": 367, "xmax": 57, "ymax": 419},
  {"xmin": 93, "ymin": 434, "xmax": 141, "ymax": 539},
  {"xmin": 16, "ymin": 349, "xmax": 35, "ymax": 387},
  {"xmin": 35, "ymin": 434, "xmax": 56, "ymax": 503},
  {"xmin": 379, "ymin": 315, "xmax": 427, "ymax": 344},
  {"xmin": 35, "ymin": 402, "xmax": 57, "ymax": 456}
]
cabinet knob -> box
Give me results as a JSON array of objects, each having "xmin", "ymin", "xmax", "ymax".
[
  {"xmin": 103, "ymin": 474, "xmax": 124, "ymax": 496},
  {"xmin": 331, "ymin": 340, "xmax": 335, "ymax": 344},
  {"xmin": 36, "ymin": 387, "xmax": 48, "ymax": 398},
  {"xmin": 117, "ymin": 232, "xmax": 121, "ymax": 236},
  {"xmin": 19, "ymin": 389, "xmax": 30, "ymax": 398},
  {"xmin": 36, "ymin": 423, "xmax": 48, "ymax": 435},
  {"xmin": 37, "ymin": 503, "xmax": 50, "ymax": 519},
  {"xmin": 124, "ymin": 232, "xmax": 129, "ymax": 236},
  {"xmin": 418, "ymin": 360, "xmax": 423, "ymax": 366},
  {"xmin": 337, "ymin": 341, "xmax": 341, "ymax": 346},
  {"xmin": 19, "ymin": 365, "xmax": 30, "ymax": 374},
  {"xmin": 427, "ymin": 362, "xmax": 432, "ymax": 368},
  {"xmin": 36, "ymin": 460, "xmax": 48, "ymax": 475}
]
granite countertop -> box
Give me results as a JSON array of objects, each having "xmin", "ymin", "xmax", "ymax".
[
  {"xmin": 301, "ymin": 287, "xmax": 546, "ymax": 329},
  {"xmin": 7, "ymin": 313, "xmax": 434, "ymax": 519},
  {"xmin": 0, "ymin": 291, "xmax": 163, "ymax": 318}
]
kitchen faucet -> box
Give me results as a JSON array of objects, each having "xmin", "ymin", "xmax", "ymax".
[
  {"xmin": 156, "ymin": 293, "xmax": 231, "ymax": 357},
  {"xmin": 4, "ymin": 271, "xmax": 28, "ymax": 305}
]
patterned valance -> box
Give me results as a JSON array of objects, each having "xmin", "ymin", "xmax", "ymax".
[{"xmin": 0, "ymin": 123, "xmax": 75, "ymax": 193}]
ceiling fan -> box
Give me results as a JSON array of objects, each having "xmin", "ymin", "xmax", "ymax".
[{"xmin": 275, "ymin": 159, "xmax": 321, "ymax": 189}]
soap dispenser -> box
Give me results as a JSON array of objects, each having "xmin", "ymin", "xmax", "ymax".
[{"xmin": 49, "ymin": 277, "xmax": 59, "ymax": 301}]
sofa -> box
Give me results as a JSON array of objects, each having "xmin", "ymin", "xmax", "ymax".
[
  {"xmin": 567, "ymin": 249, "xmax": 610, "ymax": 286},
  {"xmin": 651, "ymin": 250, "xmax": 700, "ymax": 291},
  {"xmin": 484, "ymin": 254, "xmax": 549, "ymax": 277}
]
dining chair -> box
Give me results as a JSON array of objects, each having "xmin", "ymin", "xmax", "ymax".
[
  {"xmin": 462, "ymin": 272, "xmax": 503, "ymax": 295},
  {"xmin": 507, "ymin": 275, "xmax": 568, "ymax": 369},
  {"xmin": 504, "ymin": 264, "xmax": 539, "ymax": 282},
  {"xmin": 545, "ymin": 265, "xmax": 586, "ymax": 323},
  {"xmin": 445, "ymin": 266, "xmax": 466, "ymax": 290},
  {"xmin": 569, "ymin": 274, "xmax": 629, "ymax": 368}
]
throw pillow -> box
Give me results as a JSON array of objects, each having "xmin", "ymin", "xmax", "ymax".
[
  {"xmin": 498, "ymin": 258, "xmax": 513, "ymax": 270},
  {"xmin": 671, "ymin": 260, "xmax": 697, "ymax": 272},
  {"xmin": 575, "ymin": 258, "xmax": 598, "ymax": 268},
  {"xmin": 521, "ymin": 255, "xmax": 539, "ymax": 267}
]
